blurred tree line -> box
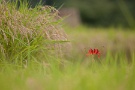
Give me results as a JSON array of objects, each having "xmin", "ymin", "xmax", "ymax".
[
  {"xmin": 8, "ymin": 0, "xmax": 135, "ymax": 27},
  {"xmin": 65, "ymin": 0, "xmax": 135, "ymax": 27}
]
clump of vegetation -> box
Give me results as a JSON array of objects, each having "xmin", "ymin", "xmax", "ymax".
[{"xmin": 0, "ymin": 0, "xmax": 68, "ymax": 64}]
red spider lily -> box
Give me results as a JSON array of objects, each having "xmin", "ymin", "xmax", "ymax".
[{"xmin": 86, "ymin": 48, "xmax": 100, "ymax": 58}]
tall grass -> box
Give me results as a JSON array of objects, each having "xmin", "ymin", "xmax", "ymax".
[{"xmin": 0, "ymin": 0, "xmax": 68, "ymax": 65}]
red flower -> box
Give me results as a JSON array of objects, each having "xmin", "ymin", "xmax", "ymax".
[{"xmin": 86, "ymin": 48, "xmax": 100, "ymax": 58}]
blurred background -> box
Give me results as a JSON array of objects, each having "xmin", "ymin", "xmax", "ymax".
[{"xmin": 29, "ymin": 0, "xmax": 135, "ymax": 28}]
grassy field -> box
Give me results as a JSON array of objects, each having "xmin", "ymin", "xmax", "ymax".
[
  {"xmin": 0, "ymin": 48, "xmax": 135, "ymax": 90},
  {"xmin": 0, "ymin": 1, "xmax": 135, "ymax": 90}
]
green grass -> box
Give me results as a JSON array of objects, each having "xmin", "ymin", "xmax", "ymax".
[
  {"xmin": 0, "ymin": 1, "xmax": 135, "ymax": 90},
  {"xmin": 0, "ymin": 53, "xmax": 135, "ymax": 90}
]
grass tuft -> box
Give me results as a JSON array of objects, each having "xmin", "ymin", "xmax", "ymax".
[{"xmin": 0, "ymin": 0, "xmax": 69, "ymax": 64}]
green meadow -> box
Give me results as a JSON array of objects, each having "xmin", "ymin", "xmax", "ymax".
[{"xmin": 0, "ymin": 1, "xmax": 135, "ymax": 90}]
